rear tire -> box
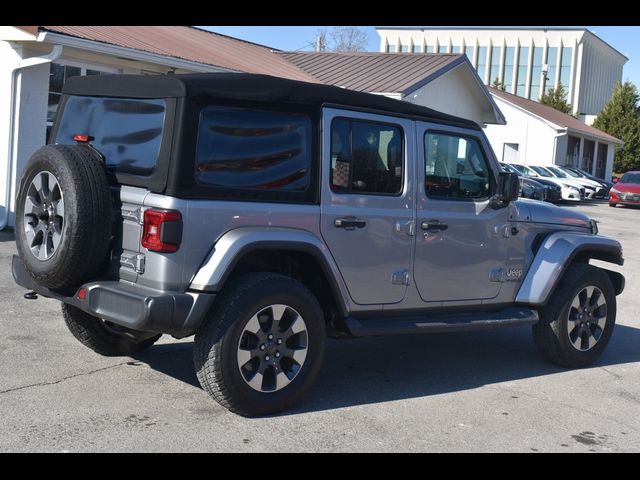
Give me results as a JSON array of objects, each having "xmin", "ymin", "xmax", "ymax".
[
  {"xmin": 532, "ymin": 264, "xmax": 616, "ymax": 368},
  {"xmin": 193, "ymin": 272, "xmax": 325, "ymax": 417},
  {"xmin": 15, "ymin": 145, "xmax": 112, "ymax": 289},
  {"xmin": 62, "ymin": 304, "xmax": 161, "ymax": 357}
]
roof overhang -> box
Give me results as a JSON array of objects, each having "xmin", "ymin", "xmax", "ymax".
[
  {"xmin": 564, "ymin": 127, "xmax": 624, "ymax": 145},
  {"xmin": 490, "ymin": 92, "xmax": 623, "ymax": 145},
  {"xmin": 38, "ymin": 30, "xmax": 233, "ymax": 74}
]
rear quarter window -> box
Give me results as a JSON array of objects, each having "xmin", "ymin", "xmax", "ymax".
[{"xmin": 194, "ymin": 106, "xmax": 312, "ymax": 192}]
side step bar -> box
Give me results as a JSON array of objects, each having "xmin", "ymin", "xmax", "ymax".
[{"xmin": 346, "ymin": 307, "xmax": 539, "ymax": 337}]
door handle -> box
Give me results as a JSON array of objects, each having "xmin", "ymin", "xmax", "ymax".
[
  {"xmin": 421, "ymin": 220, "xmax": 448, "ymax": 232},
  {"xmin": 335, "ymin": 217, "xmax": 367, "ymax": 230}
]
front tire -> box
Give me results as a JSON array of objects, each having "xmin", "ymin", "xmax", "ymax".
[
  {"xmin": 193, "ymin": 273, "xmax": 326, "ymax": 417},
  {"xmin": 532, "ymin": 264, "xmax": 616, "ymax": 368},
  {"xmin": 62, "ymin": 304, "xmax": 161, "ymax": 356}
]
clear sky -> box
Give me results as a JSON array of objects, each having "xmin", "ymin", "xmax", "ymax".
[{"xmin": 201, "ymin": 26, "xmax": 640, "ymax": 88}]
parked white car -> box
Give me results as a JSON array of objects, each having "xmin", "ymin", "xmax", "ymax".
[
  {"xmin": 508, "ymin": 164, "xmax": 583, "ymax": 202},
  {"xmin": 543, "ymin": 166, "xmax": 599, "ymax": 199}
]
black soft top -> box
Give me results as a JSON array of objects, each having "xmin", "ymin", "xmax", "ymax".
[{"xmin": 62, "ymin": 72, "xmax": 479, "ymax": 129}]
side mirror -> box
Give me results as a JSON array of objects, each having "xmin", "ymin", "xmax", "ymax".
[
  {"xmin": 491, "ymin": 172, "xmax": 520, "ymax": 208},
  {"xmin": 501, "ymin": 172, "xmax": 520, "ymax": 202}
]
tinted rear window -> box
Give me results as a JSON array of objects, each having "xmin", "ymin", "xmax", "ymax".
[
  {"xmin": 54, "ymin": 96, "xmax": 166, "ymax": 176},
  {"xmin": 194, "ymin": 106, "xmax": 311, "ymax": 192}
]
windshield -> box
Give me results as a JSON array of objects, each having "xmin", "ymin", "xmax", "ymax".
[
  {"xmin": 529, "ymin": 166, "xmax": 553, "ymax": 177},
  {"xmin": 562, "ymin": 168, "xmax": 581, "ymax": 178},
  {"xmin": 508, "ymin": 163, "xmax": 526, "ymax": 175},
  {"xmin": 563, "ymin": 168, "xmax": 586, "ymax": 178},
  {"xmin": 501, "ymin": 163, "xmax": 518, "ymax": 174},
  {"xmin": 620, "ymin": 173, "xmax": 640, "ymax": 184},
  {"xmin": 54, "ymin": 95, "xmax": 166, "ymax": 177},
  {"xmin": 547, "ymin": 166, "xmax": 569, "ymax": 178}
]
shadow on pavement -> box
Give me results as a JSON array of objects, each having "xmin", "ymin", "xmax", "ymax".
[{"xmin": 133, "ymin": 323, "xmax": 640, "ymax": 415}]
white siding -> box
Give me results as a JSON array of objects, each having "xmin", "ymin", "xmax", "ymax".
[
  {"xmin": 484, "ymin": 98, "xmax": 558, "ymax": 166},
  {"xmin": 577, "ymin": 36, "xmax": 625, "ymax": 115},
  {"xmin": 403, "ymin": 65, "xmax": 490, "ymax": 126}
]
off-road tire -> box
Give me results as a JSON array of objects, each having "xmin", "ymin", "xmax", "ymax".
[
  {"xmin": 15, "ymin": 145, "xmax": 112, "ymax": 289},
  {"xmin": 532, "ymin": 264, "xmax": 616, "ymax": 368},
  {"xmin": 62, "ymin": 304, "xmax": 161, "ymax": 356},
  {"xmin": 193, "ymin": 272, "xmax": 326, "ymax": 417}
]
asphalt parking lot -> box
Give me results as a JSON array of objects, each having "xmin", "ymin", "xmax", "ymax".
[{"xmin": 1, "ymin": 200, "xmax": 639, "ymax": 452}]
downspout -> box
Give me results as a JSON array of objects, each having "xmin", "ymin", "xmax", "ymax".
[{"xmin": 0, "ymin": 43, "xmax": 62, "ymax": 230}]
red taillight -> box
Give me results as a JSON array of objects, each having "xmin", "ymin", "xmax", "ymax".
[
  {"xmin": 141, "ymin": 209, "xmax": 182, "ymax": 253},
  {"xmin": 76, "ymin": 287, "xmax": 87, "ymax": 300},
  {"xmin": 73, "ymin": 134, "xmax": 93, "ymax": 143}
]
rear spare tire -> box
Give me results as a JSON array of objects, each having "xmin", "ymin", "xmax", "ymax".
[{"xmin": 15, "ymin": 145, "xmax": 112, "ymax": 289}]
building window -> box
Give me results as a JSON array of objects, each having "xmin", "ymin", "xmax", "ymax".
[
  {"xmin": 582, "ymin": 140, "xmax": 595, "ymax": 173},
  {"xmin": 465, "ymin": 45, "xmax": 475, "ymax": 65},
  {"xmin": 331, "ymin": 119, "xmax": 403, "ymax": 195},
  {"xmin": 516, "ymin": 46, "xmax": 529, "ymax": 97},
  {"xmin": 438, "ymin": 44, "xmax": 448, "ymax": 54},
  {"xmin": 565, "ymin": 136, "xmax": 580, "ymax": 167},
  {"xmin": 387, "ymin": 43, "xmax": 397, "ymax": 53},
  {"xmin": 529, "ymin": 46, "xmax": 544, "ymax": 101},
  {"xmin": 559, "ymin": 46, "xmax": 573, "ymax": 90},
  {"xmin": 451, "ymin": 45, "xmax": 461, "ymax": 54},
  {"xmin": 488, "ymin": 46, "xmax": 501, "ymax": 85},
  {"xmin": 476, "ymin": 47, "xmax": 488, "ymax": 83},
  {"xmin": 47, "ymin": 62, "xmax": 114, "ymax": 142},
  {"xmin": 412, "ymin": 43, "xmax": 422, "ymax": 53},
  {"xmin": 48, "ymin": 63, "xmax": 80, "ymax": 125},
  {"xmin": 503, "ymin": 47, "xmax": 515, "ymax": 92},
  {"xmin": 426, "ymin": 45, "xmax": 435, "ymax": 53},
  {"xmin": 502, "ymin": 143, "xmax": 519, "ymax": 164},
  {"xmin": 399, "ymin": 42, "xmax": 410, "ymax": 53},
  {"xmin": 596, "ymin": 143, "xmax": 607, "ymax": 179}
]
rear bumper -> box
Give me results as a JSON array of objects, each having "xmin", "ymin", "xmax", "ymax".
[{"xmin": 12, "ymin": 255, "xmax": 214, "ymax": 337}]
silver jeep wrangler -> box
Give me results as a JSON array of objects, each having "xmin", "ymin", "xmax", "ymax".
[{"xmin": 12, "ymin": 73, "xmax": 625, "ymax": 417}]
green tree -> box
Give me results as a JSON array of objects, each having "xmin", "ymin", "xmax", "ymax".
[
  {"xmin": 540, "ymin": 84, "xmax": 574, "ymax": 116},
  {"xmin": 491, "ymin": 77, "xmax": 506, "ymax": 91},
  {"xmin": 593, "ymin": 81, "xmax": 640, "ymax": 172}
]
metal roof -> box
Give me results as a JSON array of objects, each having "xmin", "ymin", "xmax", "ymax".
[
  {"xmin": 39, "ymin": 26, "xmax": 317, "ymax": 82},
  {"xmin": 279, "ymin": 51, "xmax": 464, "ymax": 94},
  {"xmin": 489, "ymin": 87, "xmax": 622, "ymax": 144}
]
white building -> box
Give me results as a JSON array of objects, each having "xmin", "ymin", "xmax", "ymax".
[
  {"xmin": 376, "ymin": 28, "xmax": 627, "ymax": 123},
  {"xmin": 485, "ymin": 87, "xmax": 622, "ymax": 181}
]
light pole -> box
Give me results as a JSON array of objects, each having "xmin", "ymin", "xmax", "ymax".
[{"xmin": 541, "ymin": 63, "xmax": 549, "ymax": 99}]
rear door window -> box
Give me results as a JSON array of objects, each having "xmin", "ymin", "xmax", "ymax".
[{"xmin": 330, "ymin": 118, "xmax": 403, "ymax": 195}]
